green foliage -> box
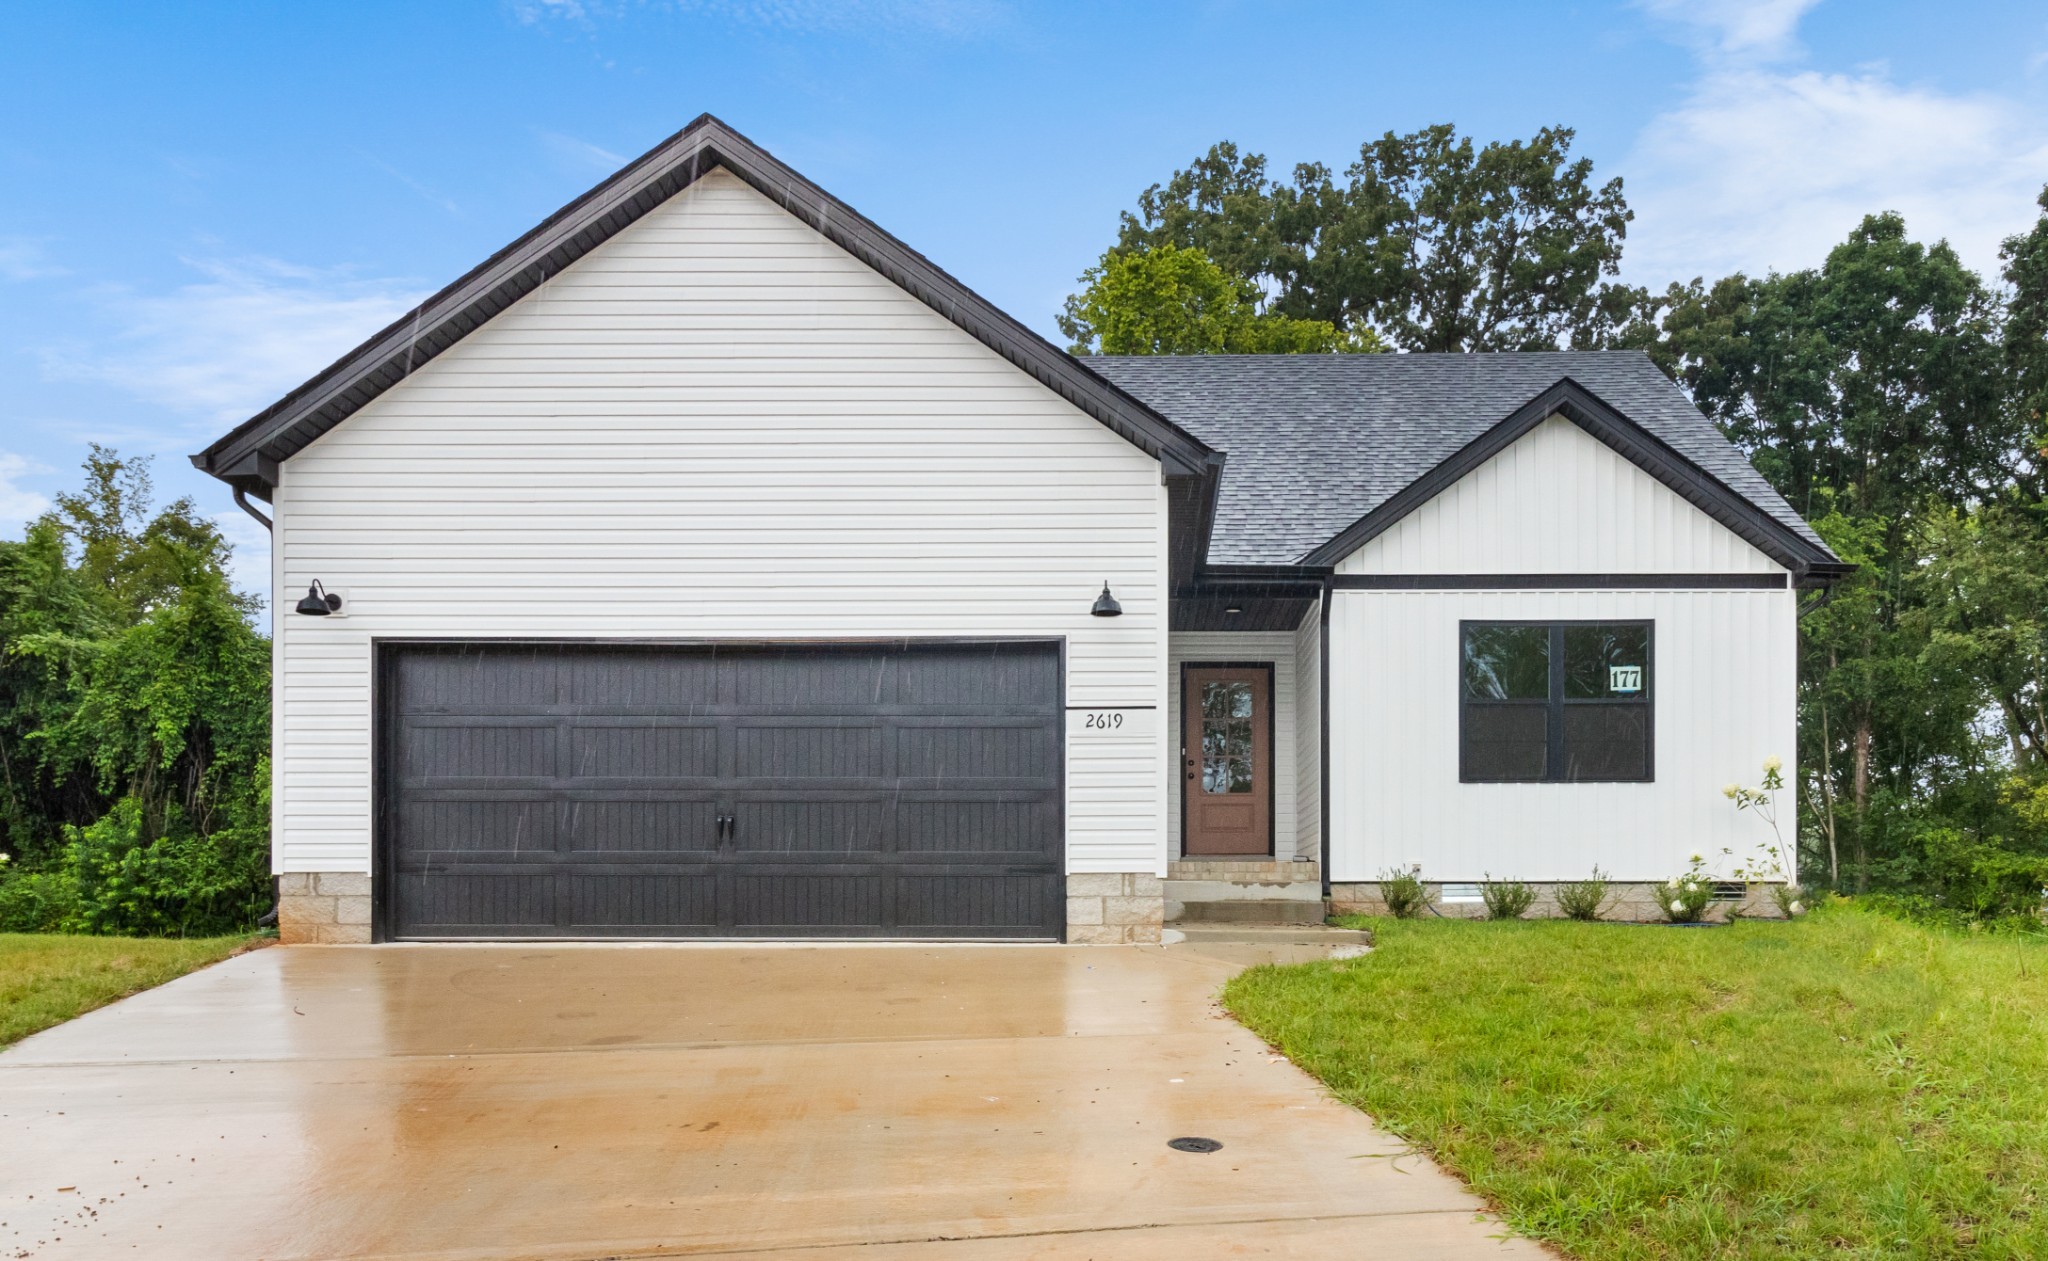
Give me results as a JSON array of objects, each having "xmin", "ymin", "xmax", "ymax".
[
  {"xmin": 1060, "ymin": 243, "xmax": 1383, "ymax": 355},
  {"xmin": 1226, "ymin": 909, "xmax": 2048, "ymax": 1259},
  {"xmin": 0, "ymin": 864, "xmax": 81, "ymax": 933},
  {"xmin": 1378, "ymin": 868, "xmax": 1432, "ymax": 918},
  {"xmin": 1660, "ymin": 854, "xmax": 1717, "ymax": 923},
  {"xmin": 0, "ymin": 449, "xmax": 270, "ymax": 936},
  {"xmin": 62, "ymin": 797, "xmax": 270, "ymax": 937},
  {"xmin": 1480, "ymin": 877, "xmax": 1535, "ymax": 920},
  {"xmin": 1553, "ymin": 868, "xmax": 1610, "ymax": 921},
  {"xmin": 1085, "ymin": 125, "xmax": 1644, "ymax": 352}
]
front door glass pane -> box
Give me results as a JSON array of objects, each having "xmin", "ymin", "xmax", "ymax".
[{"xmin": 1201, "ymin": 681, "xmax": 1254, "ymax": 793}]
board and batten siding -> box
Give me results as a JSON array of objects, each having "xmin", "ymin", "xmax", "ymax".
[
  {"xmin": 270, "ymin": 168, "xmax": 1169, "ymax": 879},
  {"xmin": 1325, "ymin": 411, "xmax": 1798, "ymax": 883},
  {"xmin": 1166, "ymin": 632, "xmax": 1304, "ymax": 860},
  {"xmin": 1338, "ymin": 415, "xmax": 1781, "ymax": 575},
  {"xmin": 1293, "ymin": 605, "xmax": 1322, "ymax": 864}
]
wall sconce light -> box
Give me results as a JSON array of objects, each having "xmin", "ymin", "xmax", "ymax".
[
  {"xmin": 295, "ymin": 580, "xmax": 343, "ymax": 616},
  {"xmin": 1090, "ymin": 582, "xmax": 1123, "ymax": 617}
]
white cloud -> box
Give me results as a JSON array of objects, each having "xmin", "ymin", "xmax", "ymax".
[
  {"xmin": 0, "ymin": 452, "xmax": 52, "ymax": 529},
  {"xmin": 1634, "ymin": 0, "xmax": 1819, "ymax": 60},
  {"xmin": 1625, "ymin": 1, "xmax": 2048, "ymax": 285},
  {"xmin": 0, "ymin": 237, "xmax": 65, "ymax": 281},
  {"xmin": 42, "ymin": 256, "xmax": 426, "ymax": 425}
]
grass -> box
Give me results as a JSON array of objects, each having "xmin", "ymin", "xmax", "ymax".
[
  {"xmin": 0, "ymin": 933, "xmax": 258, "ymax": 1048},
  {"xmin": 1222, "ymin": 905, "xmax": 2048, "ymax": 1260}
]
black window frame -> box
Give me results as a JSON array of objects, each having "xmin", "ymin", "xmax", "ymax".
[{"xmin": 1458, "ymin": 619, "xmax": 1655, "ymax": 784}]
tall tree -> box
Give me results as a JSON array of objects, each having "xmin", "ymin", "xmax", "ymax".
[
  {"xmin": 1093, "ymin": 124, "xmax": 1645, "ymax": 352},
  {"xmin": 1059, "ymin": 244, "xmax": 1383, "ymax": 355}
]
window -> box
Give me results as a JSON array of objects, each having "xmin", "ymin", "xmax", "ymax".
[
  {"xmin": 1460, "ymin": 621, "xmax": 1652, "ymax": 782},
  {"xmin": 1200, "ymin": 681, "xmax": 1256, "ymax": 793}
]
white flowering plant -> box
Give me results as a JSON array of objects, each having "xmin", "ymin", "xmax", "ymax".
[
  {"xmin": 1662, "ymin": 853, "xmax": 1716, "ymax": 923},
  {"xmin": 1721, "ymin": 756, "xmax": 1806, "ymax": 916}
]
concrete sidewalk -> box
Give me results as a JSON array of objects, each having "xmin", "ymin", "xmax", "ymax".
[{"xmin": 1, "ymin": 942, "xmax": 1541, "ymax": 1259}]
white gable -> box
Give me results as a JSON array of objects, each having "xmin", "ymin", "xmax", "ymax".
[{"xmin": 1335, "ymin": 414, "xmax": 1782, "ymax": 576}]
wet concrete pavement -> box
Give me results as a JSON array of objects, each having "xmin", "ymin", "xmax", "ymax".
[{"xmin": 1, "ymin": 942, "xmax": 1541, "ymax": 1259}]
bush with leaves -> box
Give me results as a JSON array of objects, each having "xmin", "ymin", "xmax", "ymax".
[
  {"xmin": 1481, "ymin": 877, "xmax": 1536, "ymax": 920},
  {"xmin": 0, "ymin": 448, "xmax": 271, "ymax": 935},
  {"xmin": 1555, "ymin": 869, "xmax": 1610, "ymax": 921},
  {"xmin": 1661, "ymin": 854, "xmax": 1718, "ymax": 923},
  {"xmin": 1378, "ymin": 869, "xmax": 1433, "ymax": 919}
]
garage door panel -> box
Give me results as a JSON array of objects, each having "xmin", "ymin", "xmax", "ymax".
[
  {"xmin": 402, "ymin": 723, "xmax": 557, "ymax": 781},
  {"xmin": 895, "ymin": 798, "xmax": 1054, "ymax": 854},
  {"xmin": 897, "ymin": 723, "xmax": 1052, "ymax": 779},
  {"xmin": 562, "ymin": 653, "xmax": 716, "ymax": 711},
  {"xmin": 896, "ymin": 649, "xmax": 1057, "ymax": 707},
  {"xmin": 565, "ymin": 875, "xmax": 720, "ymax": 930},
  {"xmin": 400, "ymin": 653, "xmax": 559, "ymax": 712},
  {"xmin": 399, "ymin": 799, "xmax": 559, "ymax": 853},
  {"xmin": 568, "ymin": 724, "xmax": 719, "ymax": 779},
  {"xmin": 394, "ymin": 872, "xmax": 555, "ymax": 935},
  {"xmin": 898, "ymin": 874, "xmax": 1057, "ymax": 930},
  {"xmin": 736, "ymin": 724, "xmax": 884, "ymax": 779},
  {"xmin": 564, "ymin": 800, "xmax": 721, "ymax": 853},
  {"xmin": 384, "ymin": 642, "xmax": 1063, "ymax": 940},
  {"xmin": 734, "ymin": 799, "xmax": 887, "ymax": 854}
]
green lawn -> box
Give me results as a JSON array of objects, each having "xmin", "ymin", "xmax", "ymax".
[
  {"xmin": 1223, "ymin": 906, "xmax": 2048, "ymax": 1260},
  {"xmin": 0, "ymin": 933, "xmax": 257, "ymax": 1048}
]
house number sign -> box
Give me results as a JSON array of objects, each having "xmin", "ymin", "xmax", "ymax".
[
  {"xmin": 1070, "ymin": 708, "xmax": 1158, "ymax": 740},
  {"xmin": 1609, "ymin": 665, "xmax": 1644, "ymax": 694}
]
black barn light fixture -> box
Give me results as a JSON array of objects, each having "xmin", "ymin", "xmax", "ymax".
[
  {"xmin": 295, "ymin": 580, "xmax": 343, "ymax": 616},
  {"xmin": 1090, "ymin": 582, "xmax": 1123, "ymax": 617}
]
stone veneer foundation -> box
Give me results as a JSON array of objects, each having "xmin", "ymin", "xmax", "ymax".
[
  {"xmin": 277, "ymin": 873, "xmax": 372, "ymax": 944},
  {"xmin": 278, "ymin": 872, "xmax": 1166, "ymax": 945},
  {"xmin": 1064, "ymin": 873, "xmax": 1166, "ymax": 944},
  {"xmin": 1328, "ymin": 881, "xmax": 1789, "ymax": 922}
]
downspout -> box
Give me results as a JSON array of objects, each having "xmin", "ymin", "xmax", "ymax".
[
  {"xmin": 1319, "ymin": 577, "xmax": 1332, "ymax": 899},
  {"xmin": 233, "ymin": 486, "xmax": 273, "ymax": 533}
]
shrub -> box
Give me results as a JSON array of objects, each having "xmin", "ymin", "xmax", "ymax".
[
  {"xmin": 1662, "ymin": 854, "xmax": 1717, "ymax": 923},
  {"xmin": 1481, "ymin": 877, "xmax": 1536, "ymax": 920},
  {"xmin": 1555, "ymin": 868, "xmax": 1610, "ymax": 921},
  {"xmin": 63, "ymin": 798, "xmax": 269, "ymax": 937},
  {"xmin": 1379, "ymin": 869, "xmax": 1433, "ymax": 919},
  {"xmin": 0, "ymin": 864, "xmax": 81, "ymax": 933},
  {"xmin": 1909, "ymin": 826, "xmax": 2048, "ymax": 921}
]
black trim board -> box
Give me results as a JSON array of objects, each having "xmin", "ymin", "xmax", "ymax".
[
  {"xmin": 193, "ymin": 115, "xmax": 1214, "ymax": 499},
  {"xmin": 1332, "ymin": 573, "xmax": 1788, "ymax": 590},
  {"xmin": 1298, "ymin": 378, "xmax": 1845, "ymax": 582}
]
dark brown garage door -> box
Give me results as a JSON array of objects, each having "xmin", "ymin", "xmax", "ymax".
[{"xmin": 378, "ymin": 641, "xmax": 1064, "ymax": 940}]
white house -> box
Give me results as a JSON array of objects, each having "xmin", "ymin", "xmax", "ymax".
[{"xmin": 194, "ymin": 116, "xmax": 1846, "ymax": 944}]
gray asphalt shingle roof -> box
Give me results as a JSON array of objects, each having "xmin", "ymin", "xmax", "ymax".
[{"xmin": 1085, "ymin": 350, "xmax": 1829, "ymax": 567}]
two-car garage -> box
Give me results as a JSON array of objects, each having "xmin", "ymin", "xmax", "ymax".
[{"xmin": 378, "ymin": 641, "xmax": 1066, "ymax": 940}]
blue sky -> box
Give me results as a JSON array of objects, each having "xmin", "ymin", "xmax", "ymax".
[{"xmin": 4, "ymin": 0, "xmax": 2047, "ymax": 590}]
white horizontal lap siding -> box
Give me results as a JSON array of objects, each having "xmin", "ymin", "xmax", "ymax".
[
  {"xmin": 1339, "ymin": 415, "xmax": 1780, "ymax": 575},
  {"xmin": 1293, "ymin": 607, "xmax": 1322, "ymax": 863},
  {"xmin": 1328, "ymin": 588, "xmax": 1796, "ymax": 882},
  {"xmin": 1167, "ymin": 632, "xmax": 1299, "ymax": 859},
  {"xmin": 273, "ymin": 169, "xmax": 1166, "ymax": 878}
]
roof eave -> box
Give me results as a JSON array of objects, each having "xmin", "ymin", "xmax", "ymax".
[
  {"xmin": 193, "ymin": 114, "xmax": 1212, "ymax": 489},
  {"xmin": 1296, "ymin": 376, "xmax": 1845, "ymax": 578}
]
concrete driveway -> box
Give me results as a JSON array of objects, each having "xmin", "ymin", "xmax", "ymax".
[{"xmin": 1, "ymin": 942, "xmax": 1540, "ymax": 1260}]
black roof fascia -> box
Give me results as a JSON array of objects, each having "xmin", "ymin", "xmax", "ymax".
[
  {"xmin": 192, "ymin": 114, "xmax": 1213, "ymax": 496},
  {"xmin": 1297, "ymin": 377, "xmax": 1847, "ymax": 582}
]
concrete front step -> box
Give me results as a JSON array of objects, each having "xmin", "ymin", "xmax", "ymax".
[
  {"xmin": 1171, "ymin": 899, "xmax": 1330, "ymax": 925},
  {"xmin": 1169, "ymin": 923, "xmax": 1373, "ymax": 947}
]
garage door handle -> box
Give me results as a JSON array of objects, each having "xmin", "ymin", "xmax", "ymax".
[{"xmin": 716, "ymin": 814, "xmax": 735, "ymax": 843}]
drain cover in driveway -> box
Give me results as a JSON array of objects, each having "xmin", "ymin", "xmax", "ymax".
[{"xmin": 1167, "ymin": 1137, "xmax": 1223, "ymax": 1153}]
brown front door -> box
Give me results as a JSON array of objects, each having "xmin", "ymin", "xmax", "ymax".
[{"xmin": 1181, "ymin": 666, "xmax": 1272, "ymax": 856}]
